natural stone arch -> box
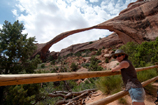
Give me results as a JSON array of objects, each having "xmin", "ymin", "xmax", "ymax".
[{"xmin": 31, "ymin": 0, "xmax": 158, "ymax": 60}]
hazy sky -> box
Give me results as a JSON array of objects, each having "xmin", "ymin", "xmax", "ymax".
[{"xmin": 0, "ymin": 0, "xmax": 136, "ymax": 52}]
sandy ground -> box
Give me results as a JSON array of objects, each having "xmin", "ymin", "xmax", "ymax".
[{"xmin": 85, "ymin": 90, "xmax": 157, "ymax": 105}]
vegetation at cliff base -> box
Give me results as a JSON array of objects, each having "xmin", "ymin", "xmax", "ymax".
[{"xmin": 120, "ymin": 38, "xmax": 158, "ymax": 68}]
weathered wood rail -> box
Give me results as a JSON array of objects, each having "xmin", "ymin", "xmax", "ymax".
[
  {"xmin": 0, "ymin": 65, "xmax": 158, "ymax": 86},
  {"xmin": 88, "ymin": 76, "xmax": 158, "ymax": 105}
]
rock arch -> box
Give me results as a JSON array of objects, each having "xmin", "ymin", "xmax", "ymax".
[{"xmin": 31, "ymin": 0, "xmax": 158, "ymax": 60}]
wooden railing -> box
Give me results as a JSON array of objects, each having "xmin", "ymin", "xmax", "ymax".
[
  {"xmin": 0, "ymin": 65, "xmax": 158, "ymax": 86},
  {"xmin": 0, "ymin": 65, "xmax": 158, "ymax": 105},
  {"xmin": 88, "ymin": 76, "xmax": 158, "ymax": 105}
]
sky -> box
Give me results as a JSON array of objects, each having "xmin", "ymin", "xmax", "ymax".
[{"xmin": 0, "ymin": 0, "xmax": 136, "ymax": 52}]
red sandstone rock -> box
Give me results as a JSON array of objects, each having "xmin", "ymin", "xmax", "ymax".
[
  {"xmin": 77, "ymin": 67, "xmax": 88, "ymax": 72},
  {"xmin": 32, "ymin": 0, "xmax": 158, "ymax": 60},
  {"xmin": 106, "ymin": 61, "xmax": 119, "ymax": 70},
  {"xmin": 83, "ymin": 57, "xmax": 91, "ymax": 63},
  {"xmin": 59, "ymin": 33, "xmax": 122, "ymax": 57}
]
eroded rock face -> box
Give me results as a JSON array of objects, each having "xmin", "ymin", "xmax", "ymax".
[
  {"xmin": 59, "ymin": 33, "xmax": 123, "ymax": 57},
  {"xmin": 32, "ymin": 0, "xmax": 158, "ymax": 60}
]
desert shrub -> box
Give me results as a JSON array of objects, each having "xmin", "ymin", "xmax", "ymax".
[
  {"xmin": 120, "ymin": 37, "xmax": 158, "ymax": 67},
  {"xmin": 82, "ymin": 63, "xmax": 90, "ymax": 68},
  {"xmin": 105, "ymin": 58, "xmax": 109, "ymax": 63},
  {"xmin": 54, "ymin": 66, "xmax": 59, "ymax": 71},
  {"xmin": 96, "ymin": 49, "xmax": 102, "ymax": 55},
  {"xmin": 38, "ymin": 82, "xmax": 63, "ymax": 105},
  {"xmin": 56, "ymin": 56, "xmax": 62, "ymax": 63},
  {"xmin": 66, "ymin": 53, "xmax": 73, "ymax": 57},
  {"xmin": 98, "ymin": 60, "xmax": 102, "ymax": 63},
  {"xmin": 5, "ymin": 84, "xmax": 45, "ymax": 105},
  {"xmin": 50, "ymin": 60, "xmax": 56, "ymax": 65},
  {"xmin": 89, "ymin": 41, "xmax": 93, "ymax": 44},
  {"xmin": 118, "ymin": 98, "xmax": 128, "ymax": 104},
  {"xmin": 54, "ymin": 80, "xmax": 76, "ymax": 91},
  {"xmin": 136, "ymin": 38, "xmax": 158, "ymax": 65},
  {"xmin": 144, "ymin": 84, "xmax": 156, "ymax": 96},
  {"xmin": 88, "ymin": 56, "xmax": 103, "ymax": 71},
  {"xmin": 50, "ymin": 66, "xmax": 59, "ymax": 73},
  {"xmin": 136, "ymin": 63, "xmax": 158, "ymax": 96},
  {"xmin": 137, "ymin": 68, "xmax": 158, "ymax": 82},
  {"xmin": 36, "ymin": 69, "xmax": 51, "ymax": 73},
  {"xmin": 95, "ymin": 75, "xmax": 123, "ymax": 94},
  {"xmin": 60, "ymin": 66, "xmax": 68, "ymax": 72},
  {"xmin": 84, "ymin": 49, "xmax": 91, "ymax": 56},
  {"xmin": 41, "ymin": 64, "xmax": 45, "ymax": 68},
  {"xmin": 70, "ymin": 63, "xmax": 78, "ymax": 71},
  {"xmin": 74, "ymin": 52, "xmax": 81, "ymax": 57},
  {"xmin": 47, "ymin": 56, "xmax": 55, "ymax": 62}
]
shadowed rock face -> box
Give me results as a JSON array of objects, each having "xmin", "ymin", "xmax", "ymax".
[
  {"xmin": 32, "ymin": 0, "xmax": 158, "ymax": 60},
  {"xmin": 59, "ymin": 33, "xmax": 123, "ymax": 57}
]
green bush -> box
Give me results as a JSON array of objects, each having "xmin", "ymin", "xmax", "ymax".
[
  {"xmin": 41, "ymin": 64, "xmax": 45, "ymax": 68},
  {"xmin": 66, "ymin": 53, "xmax": 73, "ymax": 57},
  {"xmin": 120, "ymin": 37, "xmax": 158, "ymax": 67},
  {"xmin": 82, "ymin": 63, "xmax": 90, "ymax": 68},
  {"xmin": 47, "ymin": 56, "xmax": 55, "ymax": 62},
  {"xmin": 96, "ymin": 49, "xmax": 102, "ymax": 55},
  {"xmin": 84, "ymin": 49, "xmax": 91, "ymax": 56},
  {"xmin": 105, "ymin": 58, "xmax": 109, "ymax": 63},
  {"xmin": 50, "ymin": 60, "xmax": 56, "ymax": 65},
  {"xmin": 88, "ymin": 56, "xmax": 103, "ymax": 71},
  {"xmin": 89, "ymin": 41, "xmax": 93, "ymax": 44},
  {"xmin": 95, "ymin": 75, "xmax": 122, "ymax": 94},
  {"xmin": 38, "ymin": 82, "xmax": 63, "ymax": 105},
  {"xmin": 36, "ymin": 69, "xmax": 51, "ymax": 73},
  {"xmin": 74, "ymin": 52, "xmax": 82, "ymax": 57},
  {"xmin": 5, "ymin": 84, "xmax": 45, "ymax": 105},
  {"xmin": 136, "ymin": 63, "xmax": 158, "ymax": 96},
  {"xmin": 70, "ymin": 63, "xmax": 78, "ymax": 71},
  {"xmin": 118, "ymin": 98, "xmax": 128, "ymax": 104}
]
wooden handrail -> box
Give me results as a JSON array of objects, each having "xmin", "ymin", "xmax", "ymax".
[
  {"xmin": 0, "ymin": 65, "xmax": 158, "ymax": 86},
  {"xmin": 87, "ymin": 76, "xmax": 158, "ymax": 105}
]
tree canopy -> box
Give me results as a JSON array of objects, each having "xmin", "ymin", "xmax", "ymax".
[
  {"xmin": 0, "ymin": 20, "xmax": 43, "ymax": 104},
  {"xmin": 0, "ymin": 20, "xmax": 39, "ymax": 74}
]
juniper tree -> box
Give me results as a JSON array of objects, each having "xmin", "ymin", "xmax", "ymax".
[{"xmin": 0, "ymin": 20, "xmax": 43, "ymax": 104}]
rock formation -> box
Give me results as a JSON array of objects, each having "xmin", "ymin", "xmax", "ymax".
[
  {"xmin": 59, "ymin": 33, "xmax": 123, "ymax": 57},
  {"xmin": 32, "ymin": 0, "xmax": 158, "ymax": 60}
]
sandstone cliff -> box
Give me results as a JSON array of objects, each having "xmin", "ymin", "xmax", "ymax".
[
  {"xmin": 32, "ymin": 0, "xmax": 158, "ymax": 60},
  {"xmin": 59, "ymin": 33, "xmax": 123, "ymax": 57}
]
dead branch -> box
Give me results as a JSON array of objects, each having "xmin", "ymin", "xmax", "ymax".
[{"xmin": 48, "ymin": 89, "xmax": 97, "ymax": 105}]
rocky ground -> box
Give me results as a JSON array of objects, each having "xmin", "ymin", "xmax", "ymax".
[
  {"xmin": 85, "ymin": 89, "xmax": 157, "ymax": 105},
  {"xmin": 87, "ymin": 82, "xmax": 158, "ymax": 105}
]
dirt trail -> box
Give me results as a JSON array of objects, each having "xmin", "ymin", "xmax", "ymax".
[{"xmin": 85, "ymin": 90, "xmax": 157, "ymax": 105}]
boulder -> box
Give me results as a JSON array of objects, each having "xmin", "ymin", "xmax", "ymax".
[{"xmin": 106, "ymin": 61, "xmax": 119, "ymax": 70}]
